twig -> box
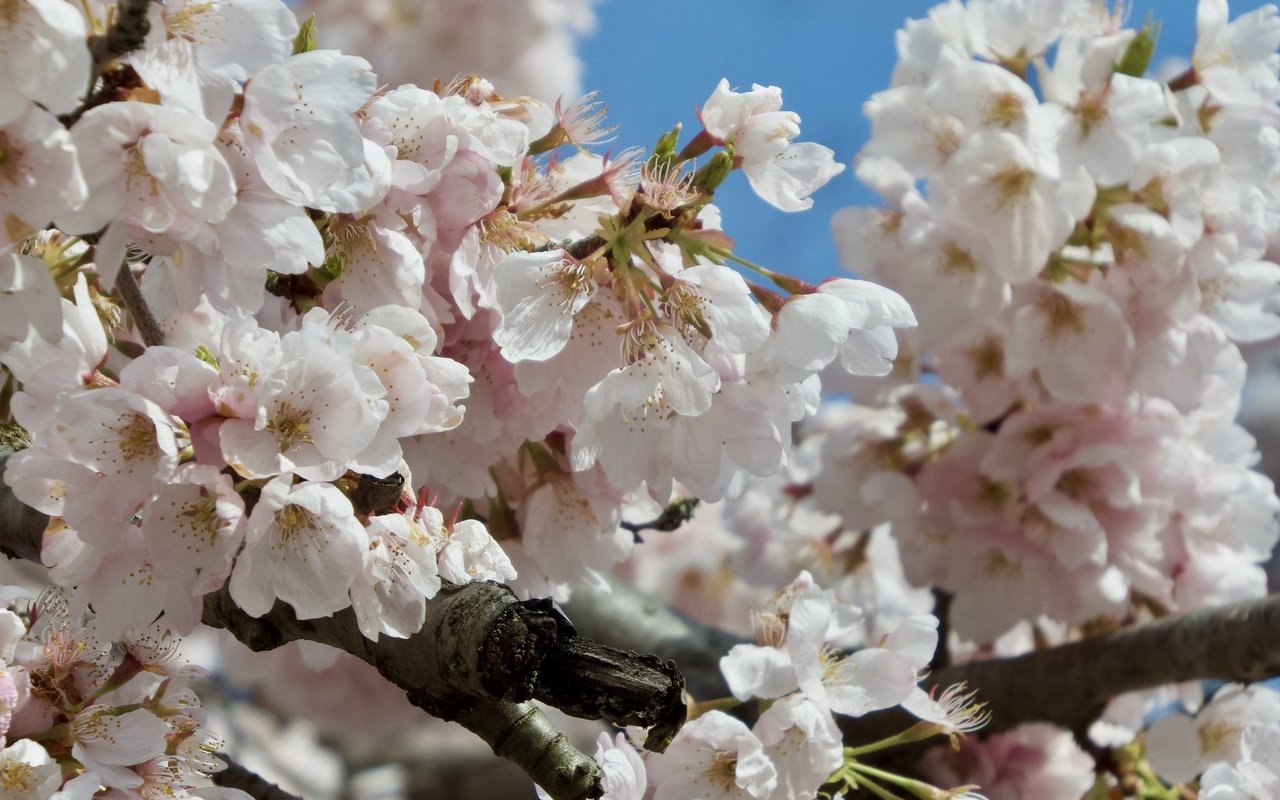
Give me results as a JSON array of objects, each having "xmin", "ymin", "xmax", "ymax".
[
  {"xmin": 453, "ymin": 701, "xmax": 604, "ymax": 800},
  {"xmin": 619, "ymin": 497, "xmax": 700, "ymax": 541},
  {"xmin": 113, "ymin": 261, "xmax": 165, "ymax": 347},
  {"xmin": 211, "ymin": 758, "xmax": 304, "ymax": 800}
]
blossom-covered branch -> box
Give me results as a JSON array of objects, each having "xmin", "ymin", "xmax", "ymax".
[
  {"xmin": 198, "ymin": 580, "xmax": 685, "ymax": 750},
  {"xmin": 0, "ymin": 448, "xmax": 682, "ymax": 799},
  {"xmin": 569, "ymin": 573, "xmax": 1280, "ymax": 738}
]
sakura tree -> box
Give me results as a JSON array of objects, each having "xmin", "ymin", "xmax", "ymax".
[{"xmin": 1, "ymin": 0, "xmax": 1280, "ymax": 799}]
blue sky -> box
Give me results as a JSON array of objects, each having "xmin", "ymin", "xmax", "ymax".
[{"xmin": 578, "ymin": 1, "xmax": 1260, "ymax": 284}]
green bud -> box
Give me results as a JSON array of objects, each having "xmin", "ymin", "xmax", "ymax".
[
  {"xmin": 649, "ymin": 122, "xmax": 683, "ymax": 172},
  {"xmin": 292, "ymin": 14, "xmax": 318, "ymax": 55},
  {"xmin": 1116, "ymin": 16, "xmax": 1159, "ymax": 78},
  {"xmin": 675, "ymin": 227, "xmax": 735, "ymax": 263},
  {"xmin": 691, "ymin": 149, "xmax": 734, "ymax": 194}
]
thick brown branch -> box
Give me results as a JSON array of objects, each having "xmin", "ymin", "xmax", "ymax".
[
  {"xmin": 198, "ymin": 583, "xmax": 683, "ymax": 750},
  {"xmin": 838, "ymin": 592, "xmax": 1280, "ymax": 759},
  {"xmin": 930, "ymin": 592, "xmax": 1280, "ymax": 733},
  {"xmin": 202, "ymin": 578, "xmax": 661, "ymax": 798}
]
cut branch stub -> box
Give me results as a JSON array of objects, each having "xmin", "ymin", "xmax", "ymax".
[
  {"xmin": 199, "ymin": 581, "xmax": 687, "ymax": 743},
  {"xmin": 199, "ymin": 581, "xmax": 658, "ymax": 799}
]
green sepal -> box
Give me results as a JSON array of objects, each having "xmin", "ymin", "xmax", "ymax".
[
  {"xmin": 649, "ymin": 122, "xmax": 683, "ymax": 172},
  {"xmin": 1116, "ymin": 16, "xmax": 1159, "ymax": 77},
  {"xmin": 292, "ymin": 14, "xmax": 318, "ymax": 55},
  {"xmin": 691, "ymin": 149, "xmax": 734, "ymax": 194}
]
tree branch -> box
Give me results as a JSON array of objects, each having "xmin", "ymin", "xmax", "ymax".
[
  {"xmin": 113, "ymin": 261, "xmax": 165, "ymax": 346},
  {"xmin": 210, "ymin": 758, "xmax": 304, "ymax": 800},
  {"xmin": 563, "ymin": 577, "xmax": 740, "ymax": 701},
  {"xmin": 88, "ymin": 0, "xmax": 151, "ymax": 72},
  {"xmin": 929, "ymin": 592, "xmax": 1280, "ymax": 733},
  {"xmin": 567, "ymin": 574, "xmax": 1280, "ymax": 741},
  {"xmin": 0, "ymin": 449, "xmax": 684, "ymax": 799},
  {"xmin": 198, "ymin": 582, "xmax": 683, "ymax": 749},
  {"xmin": 835, "ymin": 591, "xmax": 1280, "ymax": 764}
]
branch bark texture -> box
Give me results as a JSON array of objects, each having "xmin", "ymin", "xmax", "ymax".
[{"xmin": 930, "ymin": 592, "xmax": 1280, "ymax": 733}]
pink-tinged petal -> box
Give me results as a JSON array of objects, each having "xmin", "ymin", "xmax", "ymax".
[
  {"xmin": 720, "ymin": 644, "xmax": 799, "ymax": 701},
  {"xmin": 494, "ymin": 250, "xmax": 592, "ymax": 363}
]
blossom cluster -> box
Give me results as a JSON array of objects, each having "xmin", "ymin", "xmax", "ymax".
[
  {"xmin": 297, "ymin": 0, "xmax": 598, "ymax": 103},
  {"xmin": 0, "ymin": 588, "xmax": 240, "ymax": 799},
  {"xmin": 0, "ymin": 0, "xmax": 892, "ymax": 639},
  {"xmin": 0, "ymin": 0, "xmax": 927, "ymax": 793},
  {"xmin": 1146, "ymin": 683, "xmax": 1280, "ymax": 793},
  {"xmin": 539, "ymin": 571, "xmax": 985, "ymax": 800},
  {"xmin": 770, "ymin": 0, "xmax": 1280, "ymax": 644},
  {"xmin": 0, "ymin": 28, "xmax": 940, "ymax": 800},
  {"xmin": 3, "ymin": 0, "xmax": 1279, "ymax": 797}
]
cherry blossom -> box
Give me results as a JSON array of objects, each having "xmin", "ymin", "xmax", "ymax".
[
  {"xmin": 0, "ymin": 0, "xmax": 90, "ymax": 124},
  {"xmin": 133, "ymin": 0, "xmax": 298, "ymax": 120},
  {"xmin": 0, "ymin": 740, "xmax": 62, "ymax": 800},
  {"xmin": 1194, "ymin": 0, "xmax": 1280, "ymax": 109},
  {"xmin": 59, "ymin": 102, "xmax": 236, "ymax": 259},
  {"xmin": 766, "ymin": 279, "xmax": 917, "ymax": 376},
  {"xmin": 350, "ymin": 512, "xmax": 442, "ymax": 640},
  {"xmin": 753, "ymin": 695, "xmax": 843, "ymax": 800},
  {"xmin": 920, "ymin": 722, "xmax": 1095, "ymax": 800},
  {"xmin": 646, "ymin": 710, "xmax": 777, "ymax": 800},
  {"xmin": 228, "ymin": 477, "xmax": 370, "ymax": 619},
  {"xmin": 699, "ymin": 79, "xmax": 845, "ymax": 211},
  {"xmin": 493, "ymin": 250, "xmax": 593, "ymax": 362},
  {"xmin": 239, "ymin": 50, "xmax": 388, "ymax": 213},
  {"xmin": 0, "ymin": 106, "xmax": 86, "ymax": 251},
  {"xmin": 537, "ymin": 732, "xmax": 646, "ymax": 800},
  {"xmin": 1199, "ymin": 722, "xmax": 1280, "ymax": 800}
]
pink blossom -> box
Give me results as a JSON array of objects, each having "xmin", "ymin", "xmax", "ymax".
[
  {"xmin": 700, "ymin": 79, "xmax": 845, "ymax": 212},
  {"xmin": 647, "ymin": 710, "xmax": 777, "ymax": 800},
  {"xmin": 228, "ymin": 477, "xmax": 370, "ymax": 619},
  {"xmin": 920, "ymin": 722, "xmax": 1095, "ymax": 800}
]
